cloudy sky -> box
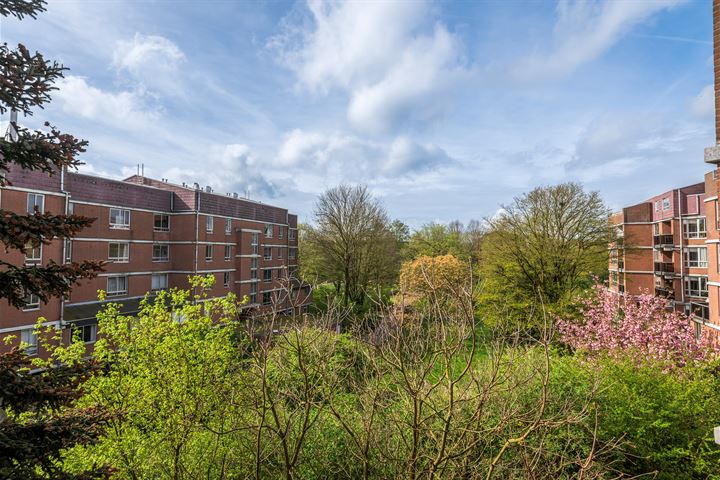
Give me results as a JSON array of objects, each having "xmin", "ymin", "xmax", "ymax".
[{"xmin": 3, "ymin": 0, "xmax": 715, "ymax": 226}]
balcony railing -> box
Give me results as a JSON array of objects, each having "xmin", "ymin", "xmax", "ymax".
[
  {"xmin": 653, "ymin": 262, "xmax": 674, "ymax": 274},
  {"xmin": 654, "ymin": 286, "xmax": 674, "ymax": 299},
  {"xmin": 653, "ymin": 234, "xmax": 674, "ymax": 248}
]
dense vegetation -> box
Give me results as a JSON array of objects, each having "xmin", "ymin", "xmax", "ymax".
[{"xmin": 23, "ymin": 274, "xmax": 718, "ymax": 480}]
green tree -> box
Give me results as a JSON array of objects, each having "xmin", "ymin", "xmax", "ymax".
[
  {"xmin": 479, "ymin": 183, "xmax": 609, "ymax": 323},
  {"xmin": 302, "ymin": 184, "xmax": 400, "ymax": 306}
]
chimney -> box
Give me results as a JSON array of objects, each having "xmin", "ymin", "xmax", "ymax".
[
  {"xmin": 233, "ymin": 193, "xmax": 239, "ymax": 199},
  {"xmin": 205, "ymin": 185, "xmax": 212, "ymax": 193},
  {"xmin": 706, "ymin": 0, "xmax": 720, "ymax": 163},
  {"xmin": 193, "ymin": 182, "xmax": 200, "ymax": 190}
]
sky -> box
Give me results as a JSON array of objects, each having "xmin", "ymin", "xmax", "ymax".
[{"xmin": 1, "ymin": 0, "xmax": 716, "ymax": 227}]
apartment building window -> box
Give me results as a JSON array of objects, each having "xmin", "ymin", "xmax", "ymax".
[
  {"xmin": 22, "ymin": 293, "xmax": 40, "ymax": 311},
  {"xmin": 279, "ymin": 226, "xmax": 284, "ymax": 239},
  {"xmin": 154, "ymin": 214, "xmax": 170, "ymax": 231},
  {"xmin": 151, "ymin": 273, "xmax": 168, "ymax": 291},
  {"xmin": 262, "ymin": 291, "xmax": 272, "ymax": 305},
  {"xmin": 653, "ymin": 223, "xmax": 660, "ymax": 235},
  {"xmin": 108, "ymin": 242, "xmax": 130, "ymax": 263},
  {"xmin": 264, "ymin": 246, "xmax": 272, "ymax": 260},
  {"xmin": 72, "ymin": 324, "xmax": 97, "ymax": 344},
  {"xmin": 684, "ymin": 276, "xmax": 708, "ymax": 298},
  {"xmin": 21, "ymin": 328, "xmax": 38, "ymax": 355},
  {"xmin": 27, "ymin": 193, "xmax": 44, "ymax": 214},
  {"xmin": 250, "ymin": 283, "xmax": 257, "ymax": 304},
  {"xmin": 251, "ymin": 258, "xmax": 257, "ymax": 279},
  {"xmin": 206, "ymin": 216, "xmax": 214, "ymax": 233},
  {"xmin": 265, "ymin": 224, "xmax": 273, "ymax": 238},
  {"xmin": 24, "ymin": 241, "xmax": 42, "ymax": 265},
  {"xmin": 109, "ymin": 208, "xmax": 130, "ymax": 229},
  {"xmin": 205, "ymin": 245, "xmax": 213, "ymax": 261},
  {"xmin": 152, "ymin": 244, "xmax": 169, "ymax": 262},
  {"xmin": 289, "ymin": 248, "xmax": 296, "ymax": 261},
  {"xmin": 715, "ymin": 200, "xmax": 720, "ymax": 230},
  {"xmin": 64, "ymin": 238, "xmax": 72, "ymax": 263},
  {"xmin": 224, "ymin": 245, "xmax": 232, "ymax": 260},
  {"xmin": 685, "ymin": 247, "xmax": 708, "ymax": 268},
  {"xmin": 277, "ymin": 247, "xmax": 283, "ymax": 259},
  {"xmin": 263, "ymin": 269, "xmax": 272, "ymax": 283},
  {"xmin": 107, "ymin": 276, "xmax": 128, "ymax": 296},
  {"xmin": 662, "ymin": 197, "xmax": 670, "ymax": 211},
  {"xmin": 654, "ymin": 200, "xmax": 660, "ymax": 212},
  {"xmin": 289, "ymin": 229, "xmax": 296, "ymax": 241},
  {"xmin": 251, "ymin": 233, "xmax": 259, "ymax": 255},
  {"xmin": 683, "ymin": 218, "xmax": 706, "ymax": 239},
  {"xmin": 223, "ymin": 271, "xmax": 231, "ymax": 287},
  {"xmin": 225, "ymin": 218, "xmax": 232, "ymax": 234}
]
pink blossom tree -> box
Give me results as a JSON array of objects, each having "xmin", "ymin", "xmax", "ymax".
[{"xmin": 557, "ymin": 284, "xmax": 717, "ymax": 367}]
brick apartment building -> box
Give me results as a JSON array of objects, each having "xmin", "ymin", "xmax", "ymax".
[
  {"xmin": 0, "ymin": 164, "xmax": 310, "ymax": 357},
  {"xmin": 607, "ymin": 0, "xmax": 720, "ymax": 341},
  {"xmin": 608, "ymin": 183, "xmax": 711, "ymax": 337}
]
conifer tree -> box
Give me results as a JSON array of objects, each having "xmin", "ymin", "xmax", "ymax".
[{"xmin": 0, "ymin": 1, "xmax": 109, "ymax": 478}]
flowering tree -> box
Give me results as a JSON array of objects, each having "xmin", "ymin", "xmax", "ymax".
[{"xmin": 557, "ymin": 283, "xmax": 716, "ymax": 367}]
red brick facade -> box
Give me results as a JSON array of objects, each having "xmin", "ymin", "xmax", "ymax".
[
  {"xmin": 0, "ymin": 166, "xmax": 310, "ymax": 356},
  {"xmin": 609, "ymin": 183, "xmax": 715, "ymax": 340}
]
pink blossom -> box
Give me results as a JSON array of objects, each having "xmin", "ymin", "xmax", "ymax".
[{"xmin": 557, "ymin": 284, "xmax": 718, "ymax": 368}]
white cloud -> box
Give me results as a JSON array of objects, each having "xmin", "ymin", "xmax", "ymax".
[
  {"xmin": 166, "ymin": 144, "xmax": 279, "ymax": 198},
  {"xmin": 113, "ymin": 33, "xmax": 185, "ymax": 75},
  {"xmin": 514, "ymin": 0, "xmax": 685, "ymax": 80},
  {"xmin": 53, "ymin": 76, "xmax": 158, "ymax": 128},
  {"xmin": 276, "ymin": 129, "xmax": 454, "ymax": 180},
  {"xmin": 691, "ymin": 84, "xmax": 714, "ymax": 118},
  {"xmin": 271, "ymin": 0, "xmax": 469, "ymax": 133}
]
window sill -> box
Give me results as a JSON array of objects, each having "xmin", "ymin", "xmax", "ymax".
[
  {"xmin": 152, "ymin": 259, "xmax": 170, "ymax": 263},
  {"xmin": 154, "ymin": 228, "xmax": 170, "ymax": 233},
  {"xmin": 22, "ymin": 307, "xmax": 40, "ymax": 312},
  {"xmin": 109, "ymin": 225, "xmax": 131, "ymax": 230}
]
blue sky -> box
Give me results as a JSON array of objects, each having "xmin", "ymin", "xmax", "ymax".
[{"xmin": 2, "ymin": 0, "xmax": 715, "ymax": 227}]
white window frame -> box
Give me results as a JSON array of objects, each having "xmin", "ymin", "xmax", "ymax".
[
  {"xmin": 279, "ymin": 226, "xmax": 284, "ymax": 239},
  {"xmin": 154, "ymin": 214, "xmax": 170, "ymax": 232},
  {"xmin": 224, "ymin": 245, "xmax": 232, "ymax": 261},
  {"xmin": 264, "ymin": 246, "xmax": 272, "ymax": 261},
  {"xmin": 251, "ymin": 233, "xmax": 259, "ymax": 255},
  {"xmin": 685, "ymin": 247, "xmax": 708, "ymax": 268},
  {"xmin": 265, "ymin": 224, "xmax": 273, "ymax": 238},
  {"xmin": 24, "ymin": 241, "xmax": 42, "ymax": 265},
  {"xmin": 22, "ymin": 293, "xmax": 40, "ymax": 311},
  {"xmin": 205, "ymin": 244, "xmax": 213, "ymax": 261},
  {"xmin": 108, "ymin": 242, "xmax": 130, "ymax": 263},
  {"xmin": 27, "ymin": 193, "xmax": 44, "ymax": 214},
  {"xmin": 73, "ymin": 324, "xmax": 97, "ymax": 344},
  {"xmin": 151, "ymin": 273, "xmax": 168, "ymax": 292},
  {"xmin": 277, "ymin": 247, "xmax": 283, "ymax": 259},
  {"xmin": 223, "ymin": 271, "xmax": 231, "ymax": 287},
  {"xmin": 289, "ymin": 248, "xmax": 296, "ymax": 260},
  {"xmin": 206, "ymin": 216, "xmax": 214, "ymax": 233},
  {"xmin": 225, "ymin": 218, "xmax": 232, "ymax": 234},
  {"xmin": 107, "ymin": 275, "xmax": 128, "ymax": 296},
  {"xmin": 263, "ymin": 269, "xmax": 272, "ymax": 283},
  {"xmin": 662, "ymin": 197, "xmax": 670, "ymax": 211},
  {"xmin": 684, "ymin": 276, "xmax": 708, "ymax": 298},
  {"xmin": 109, "ymin": 208, "xmax": 130, "ymax": 229},
  {"xmin": 654, "ymin": 200, "xmax": 660, "ymax": 212},
  {"xmin": 683, "ymin": 218, "xmax": 706, "ymax": 239},
  {"xmin": 21, "ymin": 328, "xmax": 38, "ymax": 354},
  {"xmin": 152, "ymin": 243, "xmax": 170, "ymax": 262},
  {"xmin": 289, "ymin": 229, "xmax": 296, "ymax": 241}
]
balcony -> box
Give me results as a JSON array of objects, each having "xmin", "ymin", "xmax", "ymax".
[
  {"xmin": 653, "ymin": 262, "xmax": 674, "ymax": 275},
  {"xmin": 654, "ymin": 286, "xmax": 674, "ymax": 299},
  {"xmin": 653, "ymin": 235, "xmax": 674, "ymax": 249}
]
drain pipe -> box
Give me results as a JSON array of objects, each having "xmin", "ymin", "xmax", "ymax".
[{"xmin": 678, "ymin": 189, "xmax": 685, "ymax": 308}]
